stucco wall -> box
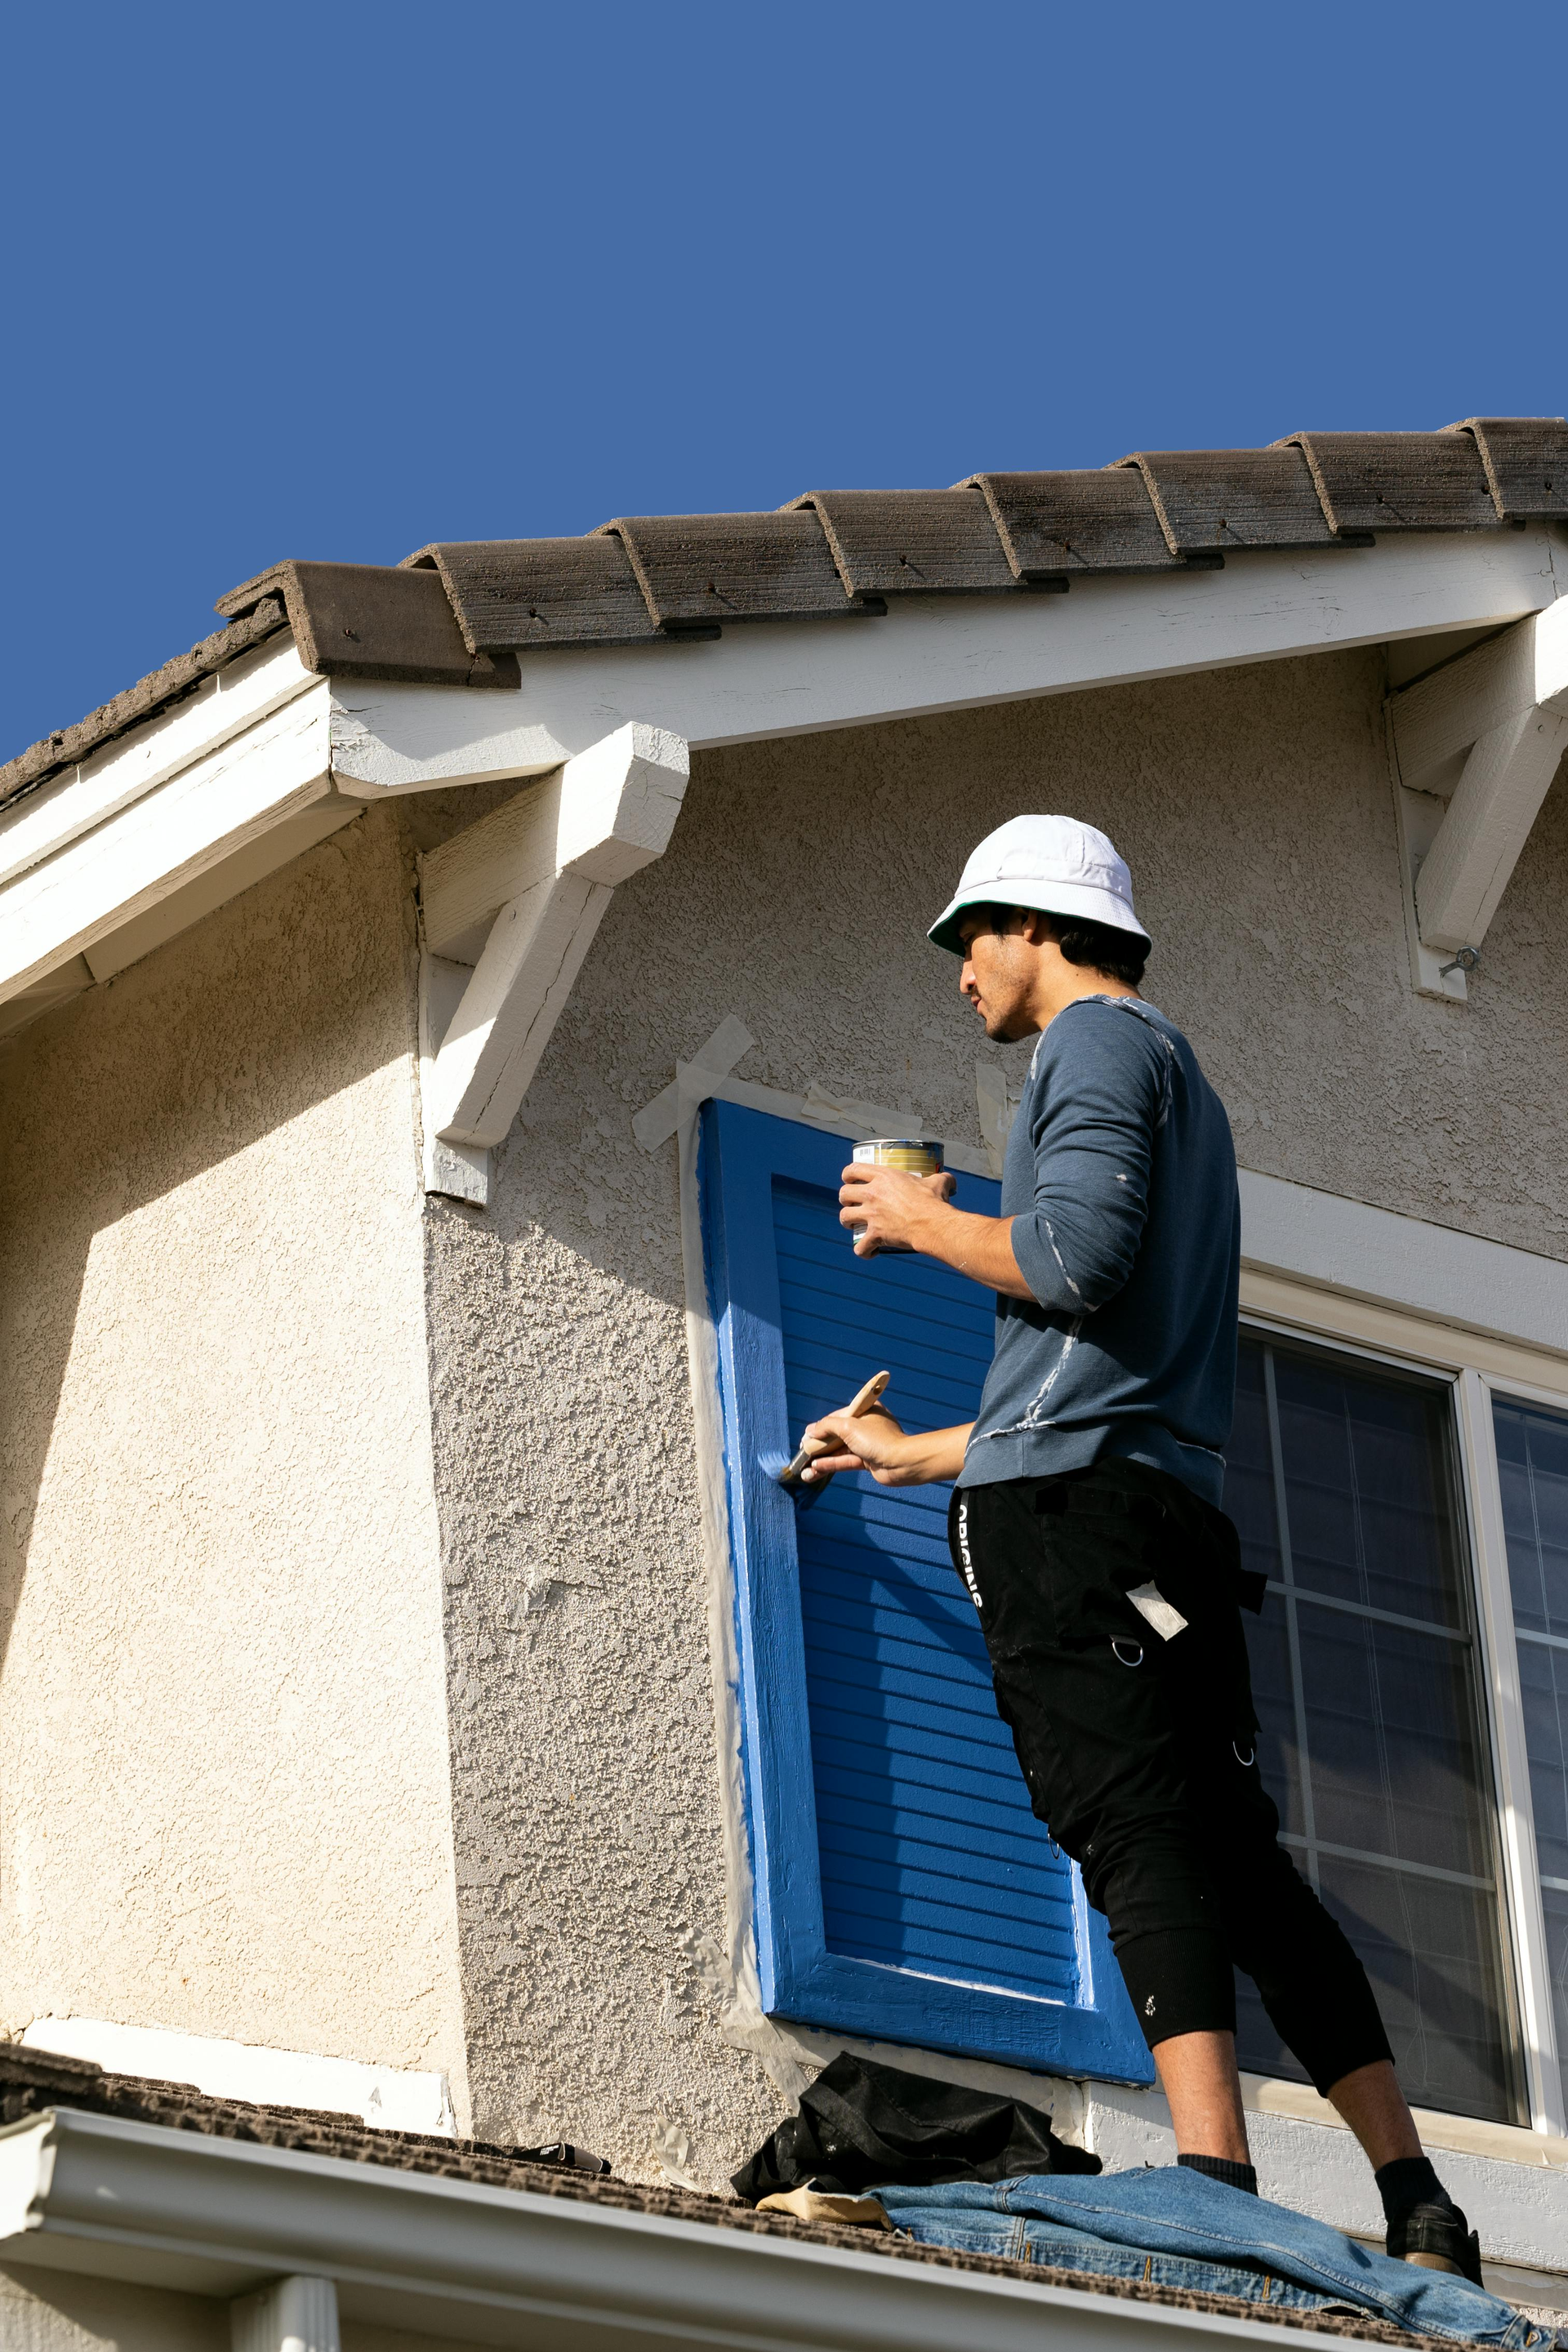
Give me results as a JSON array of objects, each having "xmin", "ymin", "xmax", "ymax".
[
  {"xmin": 0, "ymin": 2267, "xmax": 484, "ymax": 2350},
  {"xmin": 0, "ymin": 810, "xmax": 467, "ymax": 2111},
  {"xmin": 425, "ymin": 644, "xmax": 1568, "ymax": 2188}
]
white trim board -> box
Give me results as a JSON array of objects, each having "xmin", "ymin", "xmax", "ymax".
[
  {"xmin": 328, "ymin": 529, "xmax": 1563, "ymax": 793},
  {"xmin": 1236, "ymin": 1170, "xmax": 1568, "ymax": 1362},
  {"xmin": 19, "ymin": 2016, "xmax": 455, "ymax": 2138}
]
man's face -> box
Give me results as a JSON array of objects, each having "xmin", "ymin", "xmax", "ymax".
[{"xmin": 958, "ymin": 911, "xmax": 1040, "ymax": 1042}]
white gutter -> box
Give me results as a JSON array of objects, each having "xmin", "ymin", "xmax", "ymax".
[{"xmin": 0, "ymin": 2106, "xmax": 1326, "ymax": 2351}]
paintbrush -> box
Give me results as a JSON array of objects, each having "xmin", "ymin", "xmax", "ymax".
[{"xmin": 773, "ymin": 1370, "xmax": 891, "ymax": 1490}]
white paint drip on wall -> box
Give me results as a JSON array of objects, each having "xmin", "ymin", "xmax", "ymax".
[{"xmin": 20, "ymin": 2015, "xmax": 457, "ymax": 2136}]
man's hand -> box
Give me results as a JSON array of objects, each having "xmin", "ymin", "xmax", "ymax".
[
  {"xmin": 838, "ymin": 1164, "xmax": 1036, "ymax": 1299},
  {"xmin": 801, "ymin": 1403, "xmax": 972, "ymax": 1487},
  {"xmin": 839, "ymin": 1165, "xmax": 955, "ymax": 1256}
]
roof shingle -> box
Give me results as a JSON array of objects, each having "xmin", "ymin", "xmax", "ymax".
[{"xmin": 7, "ymin": 418, "xmax": 1566, "ymax": 817}]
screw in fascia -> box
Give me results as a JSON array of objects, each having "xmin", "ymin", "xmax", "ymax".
[{"xmin": 1439, "ymin": 946, "xmax": 1481, "ymax": 978}]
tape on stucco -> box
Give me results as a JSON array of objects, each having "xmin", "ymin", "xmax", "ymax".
[
  {"xmin": 975, "ymin": 1062, "xmax": 1022, "ymax": 1178},
  {"xmin": 668, "ymin": 1039, "xmax": 811, "ymax": 2105},
  {"xmin": 631, "ymin": 1014, "xmax": 755, "ymax": 1152}
]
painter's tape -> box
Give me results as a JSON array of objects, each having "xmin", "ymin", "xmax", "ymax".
[
  {"xmin": 632, "ymin": 1013, "xmax": 755, "ymax": 1151},
  {"xmin": 976, "ymin": 1062, "xmax": 1022, "ymax": 1178}
]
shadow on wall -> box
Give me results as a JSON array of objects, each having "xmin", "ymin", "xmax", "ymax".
[{"xmin": 0, "ymin": 808, "xmax": 416, "ymax": 1697}]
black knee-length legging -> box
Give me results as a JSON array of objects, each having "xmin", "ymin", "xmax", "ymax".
[{"xmin": 950, "ymin": 1459, "xmax": 1392, "ymax": 2094}]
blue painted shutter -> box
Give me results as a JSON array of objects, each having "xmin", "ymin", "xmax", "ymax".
[
  {"xmin": 775, "ymin": 1177, "xmax": 1081, "ymax": 2001},
  {"xmin": 702, "ymin": 1101, "xmax": 1151, "ymax": 2080}
]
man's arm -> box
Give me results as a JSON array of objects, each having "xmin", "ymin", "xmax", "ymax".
[
  {"xmin": 840, "ymin": 1010, "xmax": 1163, "ymax": 1308},
  {"xmin": 837, "ymin": 1167, "xmax": 1036, "ymax": 1297},
  {"xmin": 800, "ymin": 1402, "xmax": 973, "ymax": 1486}
]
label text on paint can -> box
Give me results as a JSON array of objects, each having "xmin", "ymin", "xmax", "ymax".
[{"xmin": 849, "ymin": 1138, "xmax": 945, "ymax": 1253}]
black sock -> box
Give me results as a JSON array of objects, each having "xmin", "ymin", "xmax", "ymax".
[
  {"xmin": 1375, "ymin": 2155, "xmax": 1453, "ymax": 2225},
  {"xmin": 1178, "ymin": 2153, "xmax": 1258, "ymax": 2195}
]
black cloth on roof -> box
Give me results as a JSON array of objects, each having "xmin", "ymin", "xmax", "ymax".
[{"xmin": 730, "ymin": 2051, "xmax": 1101, "ymax": 2203}]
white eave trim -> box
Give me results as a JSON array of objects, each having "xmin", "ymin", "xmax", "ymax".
[
  {"xmin": 2, "ymin": 528, "xmax": 1560, "ymax": 1025},
  {"xmin": 0, "ymin": 2105, "xmax": 1321, "ymax": 2350},
  {"xmin": 328, "ymin": 528, "xmax": 1564, "ymax": 793},
  {"xmin": 1237, "ymin": 1171, "xmax": 1568, "ymax": 1363}
]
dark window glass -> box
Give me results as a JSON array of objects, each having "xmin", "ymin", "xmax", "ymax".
[
  {"xmin": 1491, "ymin": 1397, "xmax": 1568, "ymax": 2117},
  {"xmin": 1224, "ymin": 1334, "xmax": 1517, "ymax": 2123}
]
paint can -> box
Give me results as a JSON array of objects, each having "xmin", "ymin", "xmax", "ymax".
[{"xmin": 849, "ymin": 1138, "xmax": 945, "ymax": 1253}]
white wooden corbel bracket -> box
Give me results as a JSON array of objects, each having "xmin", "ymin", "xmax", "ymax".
[
  {"xmin": 417, "ymin": 722, "xmax": 689, "ymax": 1203},
  {"xmin": 1388, "ymin": 600, "xmax": 1568, "ymax": 1000}
]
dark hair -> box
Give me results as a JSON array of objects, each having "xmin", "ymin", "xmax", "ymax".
[
  {"xmin": 962, "ymin": 903, "xmax": 1149, "ymax": 987},
  {"xmin": 1039, "ymin": 910, "xmax": 1149, "ymax": 987}
]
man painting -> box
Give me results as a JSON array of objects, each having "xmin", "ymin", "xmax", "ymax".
[{"xmin": 801, "ymin": 814, "xmax": 1481, "ymax": 2279}]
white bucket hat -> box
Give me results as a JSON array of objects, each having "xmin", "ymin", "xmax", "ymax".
[{"xmin": 928, "ymin": 814, "xmax": 1150, "ymax": 956}]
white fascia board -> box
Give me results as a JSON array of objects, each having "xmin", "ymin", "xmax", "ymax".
[
  {"xmin": 0, "ymin": 684, "xmax": 336, "ymax": 1005},
  {"xmin": 328, "ymin": 529, "xmax": 1563, "ymax": 795},
  {"xmin": 0, "ymin": 2105, "xmax": 1307, "ymax": 2351},
  {"xmin": 1238, "ymin": 1169, "xmax": 1568, "ymax": 1360},
  {"xmin": 0, "ymin": 635, "xmax": 316, "ymax": 889}
]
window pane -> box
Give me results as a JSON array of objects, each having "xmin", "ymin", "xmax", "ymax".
[
  {"xmin": 1517, "ymin": 1637, "xmax": 1568, "ymax": 1885},
  {"xmin": 1272, "ymin": 1349, "xmax": 1466, "ymax": 1627},
  {"xmin": 1544, "ymin": 1885, "xmax": 1568, "ymax": 2113},
  {"xmin": 1490, "ymin": 1393, "xmax": 1568, "ymax": 2122},
  {"xmin": 1494, "ymin": 1401, "xmax": 1568, "ymax": 1638},
  {"xmin": 1227, "ymin": 1335, "xmax": 1516, "ymax": 2122},
  {"xmin": 1315, "ymin": 1855, "xmax": 1517, "ymax": 2123},
  {"xmin": 1297, "ymin": 1608, "xmax": 1494, "ymax": 1880}
]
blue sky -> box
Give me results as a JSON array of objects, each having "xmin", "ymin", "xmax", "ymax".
[{"xmin": 3, "ymin": 0, "xmax": 1563, "ymax": 763}]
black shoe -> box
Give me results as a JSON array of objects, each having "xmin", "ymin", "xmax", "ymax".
[{"xmin": 1386, "ymin": 2201, "xmax": 1483, "ymax": 2287}]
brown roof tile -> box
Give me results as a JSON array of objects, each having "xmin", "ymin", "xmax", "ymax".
[
  {"xmin": 787, "ymin": 488, "xmax": 1026, "ymax": 596},
  {"xmin": 1278, "ymin": 430, "xmax": 1497, "ymax": 535},
  {"xmin": 404, "ymin": 537, "xmax": 662, "ymax": 652},
  {"xmin": 216, "ymin": 561, "xmax": 519, "ymax": 687},
  {"xmin": 7, "ymin": 420, "xmax": 1566, "ymax": 817},
  {"xmin": 1450, "ymin": 416, "xmax": 1568, "ymax": 520},
  {"xmin": 1116, "ymin": 447, "xmax": 1338, "ymax": 555},
  {"xmin": 601, "ymin": 510, "xmax": 871, "ymax": 632},
  {"xmin": 962, "ymin": 467, "xmax": 1185, "ymax": 577}
]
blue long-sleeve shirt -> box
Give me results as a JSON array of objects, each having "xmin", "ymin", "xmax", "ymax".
[{"xmin": 956, "ymin": 996, "xmax": 1240, "ymax": 1506}]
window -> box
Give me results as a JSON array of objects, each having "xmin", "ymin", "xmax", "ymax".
[
  {"xmin": 702, "ymin": 1092, "xmax": 1568, "ymax": 2130},
  {"xmin": 1490, "ymin": 1397, "xmax": 1568, "ymax": 2118},
  {"xmin": 701, "ymin": 1099, "xmax": 1151, "ymax": 2079},
  {"xmin": 1224, "ymin": 1335, "xmax": 1517, "ymax": 2122}
]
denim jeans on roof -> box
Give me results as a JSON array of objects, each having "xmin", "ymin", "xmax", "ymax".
[{"xmin": 874, "ymin": 2168, "xmax": 1548, "ymax": 2350}]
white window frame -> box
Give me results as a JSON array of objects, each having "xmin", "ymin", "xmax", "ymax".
[{"xmin": 1236, "ymin": 1256, "xmax": 1568, "ymax": 2139}]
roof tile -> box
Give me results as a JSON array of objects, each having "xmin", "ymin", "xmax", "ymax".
[
  {"xmin": 603, "ymin": 510, "xmax": 867, "ymax": 632},
  {"xmin": 1116, "ymin": 448, "xmax": 1334, "ymax": 555},
  {"xmin": 216, "ymin": 562, "xmax": 519, "ymax": 687},
  {"xmin": 1276, "ymin": 431, "xmax": 1495, "ymax": 535},
  {"xmin": 962, "ymin": 469, "xmax": 1182, "ymax": 577},
  {"xmin": 1448, "ymin": 417, "xmax": 1568, "ymax": 520},
  {"xmin": 787, "ymin": 488, "xmax": 1022, "ymax": 596},
  {"xmin": 407, "ymin": 538, "xmax": 662, "ymax": 652}
]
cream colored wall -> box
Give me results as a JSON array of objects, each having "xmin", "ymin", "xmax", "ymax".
[
  {"xmin": 0, "ymin": 810, "xmax": 467, "ymax": 2113},
  {"xmin": 423, "ymin": 644, "xmax": 1568, "ymax": 2187},
  {"xmin": 0, "ymin": 2268, "xmax": 489, "ymax": 2350},
  {"xmin": 2, "ymin": 640, "xmax": 1563, "ymax": 2203}
]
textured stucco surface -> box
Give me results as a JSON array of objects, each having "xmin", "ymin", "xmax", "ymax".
[
  {"xmin": 423, "ymin": 644, "xmax": 1568, "ymax": 2191},
  {"xmin": 3, "ymin": 638, "xmax": 1566, "ymax": 2222},
  {"xmin": 0, "ymin": 2269, "xmax": 483, "ymax": 2350},
  {"xmin": 0, "ymin": 810, "xmax": 467, "ymax": 2109}
]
